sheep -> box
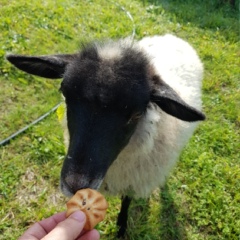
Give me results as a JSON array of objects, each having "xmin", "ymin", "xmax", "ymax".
[{"xmin": 7, "ymin": 34, "xmax": 205, "ymax": 238}]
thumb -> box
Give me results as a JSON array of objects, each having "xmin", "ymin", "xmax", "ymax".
[{"xmin": 41, "ymin": 211, "xmax": 86, "ymax": 240}]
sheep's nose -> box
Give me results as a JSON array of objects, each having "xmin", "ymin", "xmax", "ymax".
[{"xmin": 61, "ymin": 173, "xmax": 102, "ymax": 196}]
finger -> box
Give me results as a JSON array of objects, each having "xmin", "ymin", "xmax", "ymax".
[
  {"xmin": 38, "ymin": 211, "xmax": 66, "ymax": 233},
  {"xmin": 41, "ymin": 211, "xmax": 86, "ymax": 240},
  {"xmin": 78, "ymin": 229, "xmax": 100, "ymax": 240},
  {"xmin": 18, "ymin": 212, "xmax": 66, "ymax": 240},
  {"xmin": 18, "ymin": 221, "xmax": 48, "ymax": 240}
]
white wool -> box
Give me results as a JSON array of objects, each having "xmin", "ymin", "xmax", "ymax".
[{"xmin": 100, "ymin": 34, "xmax": 203, "ymax": 198}]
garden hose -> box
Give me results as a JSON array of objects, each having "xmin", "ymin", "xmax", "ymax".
[{"xmin": 0, "ymin": 103, "xmax": 61, "ymax": 147}]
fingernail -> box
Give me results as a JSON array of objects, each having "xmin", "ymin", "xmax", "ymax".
[{"xmin": 70, "ymin": 211, "xmax": 85, "ymax": 222}]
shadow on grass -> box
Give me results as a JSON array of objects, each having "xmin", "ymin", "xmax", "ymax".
[
  {"xmin": 126, "ymin": 198, "xmax": 152, "ymax": 239},
  {"xmin": 159, "ymin": 184, "xmax": 187, "ymax": 240},
  {"xmin": 139, "ymin": 0, "xmax": 239, "ymax": 40},
  {"xmin": 126, "ymin": 184, "xmax": 186, "ymax": 240}
]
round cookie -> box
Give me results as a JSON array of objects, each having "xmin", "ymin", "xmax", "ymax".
[{"xmin": 66, "ymin": 188, "xmax": 108, "ymax": 230}]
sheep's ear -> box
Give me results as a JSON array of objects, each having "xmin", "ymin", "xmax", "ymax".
[
  {"xmin": 6, "ymin": 54, "xmax": 77, "ymax": 79},
  {"xmin": 150, "ymin": 77, "xmax": 205, "ymax": 122}
]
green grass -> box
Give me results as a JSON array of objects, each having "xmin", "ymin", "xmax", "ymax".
[{"xmin": 0, "ymin": 0, "xmax": 239, "ymax": 239}]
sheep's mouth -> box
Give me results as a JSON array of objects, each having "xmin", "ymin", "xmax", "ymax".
[{"xmin": 60, "ymin": 174, "xmax": 104, "ymax": 197}]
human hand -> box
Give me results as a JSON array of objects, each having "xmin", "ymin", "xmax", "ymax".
[{"xmin": 18, "ymin": 211, "xmax": 100, "ymax": 240}]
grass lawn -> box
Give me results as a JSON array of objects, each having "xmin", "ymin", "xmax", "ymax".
[{"xmin": 0, "ymin": 0, "xmax": 239, "ymax": 239}]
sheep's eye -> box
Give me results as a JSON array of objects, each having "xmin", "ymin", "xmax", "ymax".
[{"xmin": 127, "ymin": 112, "xmax": 143, "ymax": 125}]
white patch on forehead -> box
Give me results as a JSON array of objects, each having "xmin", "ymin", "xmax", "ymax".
[
  {"xmin": 97, "ymin": 38, "xmax": 136, "ymax": 61},
  {"xmin": 98, "ymin": 45, "xmax": 123, "ymax": 60}
]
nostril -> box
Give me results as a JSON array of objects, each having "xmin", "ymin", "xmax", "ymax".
[
  {"xmin": 60, "ymin": 178, "xmax": 74, "ymax": 197},
  {"xmin": 89, "ymin": 179, "xmax": 94, "ymax": 185}
]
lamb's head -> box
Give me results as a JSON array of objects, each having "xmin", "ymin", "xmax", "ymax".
[{"xmin": 6, "ymin": 41, "xmax": 205, "ymax": 196}]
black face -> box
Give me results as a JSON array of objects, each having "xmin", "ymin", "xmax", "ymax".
[
  {"xmin": 60, "ymin": 47, "xmax": 151, "ymax": 195},
  {"xmin": 60, "ymin": 100, "xmax": 142, "ymax": 195}
]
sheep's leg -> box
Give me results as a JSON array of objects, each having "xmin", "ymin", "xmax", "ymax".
[{"xmin": 117, "ymin": 195, "xmax": 132, "ymax": 238}]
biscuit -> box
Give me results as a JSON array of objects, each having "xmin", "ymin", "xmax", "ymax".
[{"xmin": 66, "ymin": 188, "xmax": 108, "ymax": 230}]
